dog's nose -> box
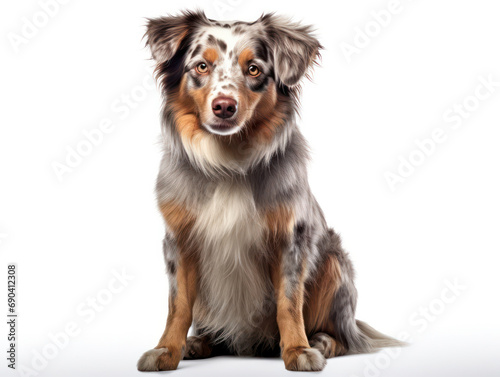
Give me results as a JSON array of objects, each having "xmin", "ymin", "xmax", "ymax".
[{"xmin": 212, "ymin": 97, "xmax": 237, "ymax": 119}]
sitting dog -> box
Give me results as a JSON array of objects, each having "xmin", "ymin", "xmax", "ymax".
[{"xmin": 138, "ymin": 10, "xmax": 403, "ymax": 372}]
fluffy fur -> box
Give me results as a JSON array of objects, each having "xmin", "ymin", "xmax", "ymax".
[{"xmin": 138, "ymin": 10, "xmax": 404, "ymax": 372}]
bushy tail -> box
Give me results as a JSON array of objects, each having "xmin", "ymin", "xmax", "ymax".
[
  {"xmin": 356, "ymin": 320, "xmax": 407, "ymax": 351},
  {"xmin": 342, "ymin": 320, "xmax": 407, "ymax": 355},
  {"xmin": 325, "ymin": 229, "xmax": 408, "ymax": 355}
]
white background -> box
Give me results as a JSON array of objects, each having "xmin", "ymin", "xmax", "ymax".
[{"xmin": 1, "ymin": 0, "xmax": 499, "ymax": 376}]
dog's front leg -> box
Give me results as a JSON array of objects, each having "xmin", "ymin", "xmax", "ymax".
[
  {"xmin": 138, "ymin": 200, "xmax": 198, "ymax": 372},
  {"xmin": 269, "ymin": 218, "xmax": 327, "ymax": 371},
  {"xmin": 138, "ymin": 251, "xmax": 197, "ymax": 371}
]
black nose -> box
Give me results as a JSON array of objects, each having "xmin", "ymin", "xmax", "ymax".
[{"xmin": 212, "ymin": 97, "xmax": 237, "ymax": 119}]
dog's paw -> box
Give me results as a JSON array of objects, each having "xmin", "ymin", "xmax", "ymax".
[
  {"xmin": 283, "ymin": 347, "xmax": 327, "ymax": 371},
  {"xmin": 310, "ymin": 332, "xmax": 346, "ymax": 358},
  {"xmin": 184, "ymin": 336, "xmax": 212, "ymax": 360},
  {"xmin": 137, "ymin": 347, "xmax": 183, "ymax": 371}
]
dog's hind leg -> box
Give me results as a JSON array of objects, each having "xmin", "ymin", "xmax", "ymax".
[{"xmin": 303, "ymin": 252, "xmax": 346, "ymax": 359}]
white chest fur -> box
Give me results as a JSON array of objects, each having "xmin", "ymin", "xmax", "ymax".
[{"xmin": 192, "ymin": 180, "xmax": 275, "ymax": 353}]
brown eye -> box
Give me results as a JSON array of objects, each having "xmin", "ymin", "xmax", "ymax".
[
  {"xmin": 196, "ymin": 62, "xmax": 208, "ymax": 74},
  {"xmin": 248, "ymin": 65, "xmax": 261, "ymax": 77}
]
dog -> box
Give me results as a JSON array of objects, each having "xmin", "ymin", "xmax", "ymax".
[{"xmin": 137, "ymin": 10, "xmax": 403, "ymax": 372}]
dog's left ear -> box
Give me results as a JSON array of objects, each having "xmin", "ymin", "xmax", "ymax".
[
  {"xmin": 145, "ymin": 10, "xmax": 208, "ymax": 64},
  {"xmin": 260, "ymin": 14, "xmax": 322, "ymax": 87}
]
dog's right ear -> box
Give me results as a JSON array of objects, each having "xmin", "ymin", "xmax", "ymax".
[{"xmin": 145, "ymin": 10, "xmax": 208, "ymax": 63}]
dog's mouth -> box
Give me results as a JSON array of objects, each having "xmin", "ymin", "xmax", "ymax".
[{"xmin": 203, "ymin": 121, "xmax": 241, "ymax": 136}]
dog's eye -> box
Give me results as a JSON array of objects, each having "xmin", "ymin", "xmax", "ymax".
[
  {"xmin": 196, "ymin": 63, "xmax": 209, "ymax": 74},
  {"xmin": 248, "ymin": 65, "xmax": 261, "ymax": 77}
]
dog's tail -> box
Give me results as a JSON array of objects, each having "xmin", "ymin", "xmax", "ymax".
[
  {"xmin": 341, "ymin": 319, "xmax": 407, "ymax": 355},
  {"xmin": 325, "ymin": 228, "xmax": 408, "ymax": 354}
]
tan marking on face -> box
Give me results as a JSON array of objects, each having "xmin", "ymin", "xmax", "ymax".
[
  {"xmin": 203, "ymin": 48, "xmax": 218, "ymax": 64},
  {"xmin": 169, "ymin": 76, "xmax": 207, "ymax": 144},
  {"xmin": 189, "ymin": 86, "xmax": 212, "ymax": 117},
  {"xmin": 236, "ymin": 77, "xmax": 260, "ymax": 124},
  {"xmin": 247, "ymin": 84, "xmax": 288, "ymax": 143},
  {"xmin": 238, "ymin": 48, "xmax": 254, "ymax": 70},
  {"xmin": 175, "ymin": 73, "xmax": 214, "ymax": 129}
]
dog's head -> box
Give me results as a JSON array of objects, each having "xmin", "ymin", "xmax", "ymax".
[{"xmin": 146, "ymin": 11, "xmax": 321, "ymax": 138}]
